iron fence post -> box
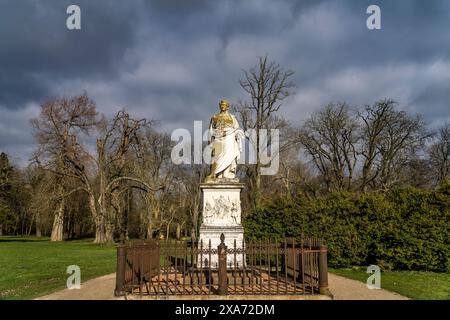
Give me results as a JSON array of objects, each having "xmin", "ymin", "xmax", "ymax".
[
  {"xmin": 318, "ymin": 244, "xmax": 330, "ymax": 295},
  {"xmin": 115, "ymin": 245, "xmax": 126, "ymax": 296},
  {"xmin": 217, "ymin": 233, "xmax": 228, "ymax": 295}
]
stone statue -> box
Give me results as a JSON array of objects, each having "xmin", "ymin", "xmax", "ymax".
[
  {"xmin": 199, "ymin": 99, "xmax": 246, "ymax": 268},
  {"xmin": 205, "ymin": 99, "xmax": 244, "ymax": 182}
]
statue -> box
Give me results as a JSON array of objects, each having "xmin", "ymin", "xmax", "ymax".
[
  {"xmin": 199, "ymin": 99, "xmax": 246, "ymax": 268},
  {"xmin": 205, "ymin": 99, "xmax": 244, "ymax": 182}
]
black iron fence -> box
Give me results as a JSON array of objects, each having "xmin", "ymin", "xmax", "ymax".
[{"xmin": 115, "ymin": 234, "xmax": 329, "ymax": 297}]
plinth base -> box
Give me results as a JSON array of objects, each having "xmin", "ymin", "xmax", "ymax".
[
  {"xmin": 198, "ymin": 225, "xmax": 245, "ymax": 269},
  {"xmin": 198, "ymin": 182, "xmax": 246, "ymax": 268}
]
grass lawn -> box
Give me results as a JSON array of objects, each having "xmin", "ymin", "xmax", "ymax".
[
  {"xmin": 330, "ymin": 268, "xmax": 450, "ymax": 300},
  {"xmin": 0, "ymin": 236, "xmax": 116, "ymax": 300}
]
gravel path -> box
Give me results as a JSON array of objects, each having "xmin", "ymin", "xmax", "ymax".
[
  {"xmin": 36, "ymin": 273, "xmax": 409, "ymax": 300},
  {"xmin": 328, "ymin": 273, "xmax": 408, "ymax": 300},
  {"xmin": 36, "ymin": 273, "xmax": 118, "ymax": 300}
]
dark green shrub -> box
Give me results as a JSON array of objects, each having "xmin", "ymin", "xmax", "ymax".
[{"xmin": 243, "ymin": 186, "xmax": 450, "ymax": 272}]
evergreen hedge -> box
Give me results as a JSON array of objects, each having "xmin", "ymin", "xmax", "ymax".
[{"xmin": 243, "ymin": 183, "xmax": 450, "ymax": 272}]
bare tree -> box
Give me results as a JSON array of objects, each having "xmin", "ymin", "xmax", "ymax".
[
  {"xmin": 267, "ymin": 144, "xmax": 314, "ymax": 199},
  {"xmin": 178, "ymin": 165, "xmax": 206, "ymax": 242},
  {"xmin": 23, "ymin": 164, "xmax": 56, "ymax": 237},
  {"xmin": 298, "ymin": 102, "xmax": 359, "ymax": 191},
  {"xmin": 359, "ymin": 99, "xmax": 429, "ymax": 190},
  {"xmin": 429, "ymin": 123, "xmax": 450, "ymax": 186},
  {"xmin": 31, "ymin": 93, "xmax": 98, "ymax": 241},
  {"xmin": 32, "ymin": 94, "xmax": 163, "ymax": 243},
  {"xmin": 0, "ymin": 152, "xmax": 14, "ymax": 236},
  {"xmin": 235, "ymin": 56, "xmax": 295, "ymax": 206},
  {"xmin": 133, "ymin": 127, "xmax": 174, "ymax": 239},
  {"xmin": 87, "ymin": 110, "xmax": 165, "ymax": 243},
  {"xmin": 358, "ymin": 99, "xmax": 393, "ymax": 190}
]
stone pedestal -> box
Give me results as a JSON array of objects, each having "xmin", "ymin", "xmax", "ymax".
[{"xmin": 198, "ymin": 182, "xmax": 245, "ymax": 268}]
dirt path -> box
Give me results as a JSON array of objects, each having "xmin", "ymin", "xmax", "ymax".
[
  {"xmin": 36, "ymin": 273, "xmax": 409, "ymax": 300},
  {"xmin": 36, "ymin": 273, "xmax": 118, "ymax": 300},
  {"xmin": 328, "ymin": 273, "xmax": 408, "ymax": 300}
]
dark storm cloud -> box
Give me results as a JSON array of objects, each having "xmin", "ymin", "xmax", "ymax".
[
  {"xmin": 0, "ymin": 0, "xmax": 142, "ymax": 107},
  {"xmin": 1, "ymin": 0, "xmax": 450, "ymax": 165},
  {"xmin": 411, "ymin": 80, "xmax": 450, "ymax": 124}
]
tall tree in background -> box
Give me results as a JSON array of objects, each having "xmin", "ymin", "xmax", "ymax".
[
  {"xmin": 0, "ymin": 153, "xmax": 13, "ymax": 236},
  {"xmin": 358, "ymin": 100, "xmax": 393, "ymax": 190},
  {"xmin": 92, "ymin": 109, "xmax": 153, "ymax": 243},
  {"xmin": 179, "ymin": 165, "xmax": 206, "ymax": 242},
  {"xmin": 69, "ymin": 109, "xmax": 163, "ymax": 243},
  {"xmin": 359, "ymin": 99, "xmax": 429, "ymax": 190},
  {"xmin": 31, "ymin": 94, "xmax": 98, "ymax": 241},
  {"xmin": 429, "ymin": 123, "xmax": 450, "ymax": 186},
  {"xmin": 298, "ymin": 103, "xmax": 359, "ymax": 192},
  {"xmin": 133, "ymin": 127, "xmax": 174, "ymax": 239},
  {"xmin": 236, "ymin": 56, "xmax": 295, "ymax": 207},
  {"xmin": 32, "ymin": 94, "xmax": 164, "ymax": 243}
]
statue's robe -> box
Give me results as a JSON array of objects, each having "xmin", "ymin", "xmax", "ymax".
[{"xmin": 209, "ymin": 112, "xmax": 244, "ymax": 177}]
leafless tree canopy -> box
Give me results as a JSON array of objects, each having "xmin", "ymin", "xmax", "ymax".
[
  {"xmin": 235, "ymin": 56, "xmax": 296, "ymax": 207},
  {"xmin": 297, "ymin": 99, "xmax": 431, "ymax": 192},
  {"xmin": 298, "ymin": 102, "xmax": 359, "ymax": 191},
  {"xmin": 358, "ymin": 99, "xmax": 430, "ymax": 190},
  {"xmin": 429, "ymin": 123, "xmax": 450, "ymax": 186}
]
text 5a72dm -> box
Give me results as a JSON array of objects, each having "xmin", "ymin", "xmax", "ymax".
[{"xmin": 174, "ymin": 304, "xmax": 275, "ymax": 317}]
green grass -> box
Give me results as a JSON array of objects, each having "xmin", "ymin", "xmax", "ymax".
[
  {"xmin": 330, "ymin": 267, "xmax": 450, "ymax": 300},
  {"xmin": 0, "ymin": 236, "xmax": 116, "ymax": 300}
]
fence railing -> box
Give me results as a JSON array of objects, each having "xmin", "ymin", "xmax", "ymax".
[
  {"xmin": 114, "ymin": 240, "xmax": 159, "ymax": 296},
  {"xmin": 115, "ymin": 234, "xmax": 329, "ymax": 297}
]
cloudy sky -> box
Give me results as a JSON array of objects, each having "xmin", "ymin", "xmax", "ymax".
[{"xmin": 1, "ymin": 0, "xmax": 449, "ymax": 166}]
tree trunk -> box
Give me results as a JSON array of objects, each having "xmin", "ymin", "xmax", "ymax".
[
  {"xmin": 100, "ymin": 203, "xmax": 115, "ymax": 244},
  {"xmin": 105, "ymin": 220, "xmax": 114, "ymax": 243},
  {"xmin": 88, "ymin": 193, "xmax": 105, "ymax": 244},
  {"xmin": 0, "ymin": 224, "xmax": 3, "ymax": 236},
  {"xmin": 191, "ymin": 208, "xmax": 199, "ymax": 242},
  {"xmin": 146, "ymin": 199, "xmax": 153, "ymax": 239},
  {"xmin": 51, "ymin": 200, "xmax": 64, "ymax": 241},
  {"xmin": 166, "ymin": 222, "xmax": 171, "ymax": 240},
  {"xmin": 94, "ymin": 215, "xmax": 106, "ymax": 244},
  {"xmin": 254, "ymin": 124, "xmax": 261, "ymax": 208},
  {"xmin": 104, "ymin": 201, "xmax": 115, "ymax": 243},
  {"xmin": 191, "ymin": 227, "xmax": 197, "ymax": 243},
  {"xmin": 36, "ymin": 212, "xmax": 42, "ymax": 237},
  {"xmin": 27, "ymin": 213, "xmax": 35, "ymax": 236},
  {"xmin": 283, "ymin": 176, "xmax": 292, "ymax": 200},
  {"xmin": 176, "ymin": 223, "xmax": 181, "ymax": 240},
  {"xmin": 147, "ymin": 220, "xmax": 153, "ymax": 239}
]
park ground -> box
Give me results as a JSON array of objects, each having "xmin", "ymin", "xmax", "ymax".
[{"xmin": 1, "ymin": 236, "xmax": 449, "ymax": 300}]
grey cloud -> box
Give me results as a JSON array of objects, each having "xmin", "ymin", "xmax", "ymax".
[
  {"xmin": 0, "ymin": 0, "xmax": 143, "ymax": 108},
  {"xmin": 411, "ymin": 81, "xmax": 450, "ymax": 124}
]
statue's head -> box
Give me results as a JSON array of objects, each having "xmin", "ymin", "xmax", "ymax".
[{"xmin": 219, "ymin": 99, "xmax": 230, "ymax": 111}]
